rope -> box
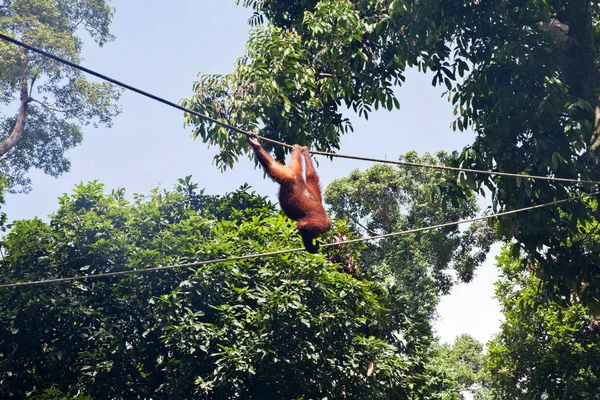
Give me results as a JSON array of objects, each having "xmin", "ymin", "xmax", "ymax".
[
  {"xmin": 310, "ymin": 151, "xmax": 600, "ymax": 185},
  {"xmin": 1, "ymin": 33, "xmax": 598, "ymax": 186},
  {"xmin": 1, "ymin": 191, "xmax": 597, "ymax": 289}
]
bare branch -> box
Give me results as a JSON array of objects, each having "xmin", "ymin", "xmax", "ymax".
[
  {"xmin": 28, "ymin": 76, "xmax": 36, "ymax": 97},
  {"xmin": 29, "ymin": 97, "xmax": 88, "ymax": 113},
  {"xmin": 69, "ymin": 17, "xmax": 85, "ymax": 31},
  {"xmin": 348, "ymin": 214, "xmax": 378, "ymax": 236}
]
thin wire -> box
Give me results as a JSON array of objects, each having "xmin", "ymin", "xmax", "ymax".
[
  {"xmin": 321, "ymin": 191, "xmax": 599, "ymax": 246},
  {"xmin": 1, "ymin": 33, "xmax": 598, "ymax": 186},
  {"xmin": 311, "ymin": 151, "xmax": 600, "ymax": 185},
  {"xmin": 1, "ymin": 191, "xmax": 597, "ymax": 289}
]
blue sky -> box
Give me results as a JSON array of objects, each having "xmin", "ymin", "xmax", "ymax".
[{"xmin": 2, "ymin": 0, "xmax": 502, "ymax": 344}]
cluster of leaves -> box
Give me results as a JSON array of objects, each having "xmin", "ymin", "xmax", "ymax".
[
  {"xmin": 185, "ymin": 0, "xmax": 600, "ymax": 308},
  {"xmin": 435, "ymin": 0, "xmax": 600, "ymax": 309},
  {"xmin": 485, "ymin": 248, "xmax": 600, "ymax": 399},
  {"xmin": 0, "ymin": 0, "xmax": 121, "ymax": 192},
  {"xmin": 415, "ymin": 334, "xmax": 491, "ymax": 400},
  {"xmin": 326, "ymin": 152, "xmax": 495, "ymax": 292},
  {"xmin": 324, "ymin": 152, "xmax": 495, "ymax": 378},
  {"xmin": 182, "ymin": 0, "xmax": 402, "ymax": 167},
  {"xmin": 0, "ymin": 178, "xmax": 414, "ymax": 399},
  {"xmin": 159, "ymin": 256, "xmax": 406, "ymax": 399}
]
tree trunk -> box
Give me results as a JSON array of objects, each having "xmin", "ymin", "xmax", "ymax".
[
  {"xmin": 560, "ymin": 1, "xmax": 600, "ymax": 166},
  {"xmin": 592, "ymin": 105, "xmax": 600, "ymax": 156},
  {"xmin": 0, "ymin": 65, "xmax": 29, "ymax": 157}
]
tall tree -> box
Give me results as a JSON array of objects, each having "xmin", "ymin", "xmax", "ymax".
[
  {"xmin": 0, "ymin": 172, "xmax": 494, "ymax": 398},
  {"xmin": 0, "ymin": 0, "xmax": 121, "ymax": 192},
  {"xmin": 486, "ymin": 248, "xmax": 600, "ymax": 399},
  {"xmin": 325, "ymin": 152, "xmax": 494, "ymax": 363},
  {"xmin": 184, "ymin": 0, "xmax": 600, "ymax": 309},
  {"xmin": 0, "ymin": 179, "xmax": 407, "ymax": 398},
  {"xmin": 415, "ymin": 334, "xmax": 491, "ymax": 400}
]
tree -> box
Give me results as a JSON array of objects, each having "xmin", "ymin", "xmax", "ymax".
[
  {"xmin": 0, "ymin": 179, "xmax": 408, "ymax": 398},
  {"xmin": 325, "ymin": 152, "xmax": 494, "ymax": 288},
  {"xmin": 0, "ymin": 171, "xmax": 495, "ymax": 398},
  {"xmin": 324, "ymin": 153, "xmax": 494, "ymax": 378},
  {"xmin": 0, "ymin": 0, "xmax": 121, "ymax": 192},
  {"xmin": 184, "ymin": 0, "xmax": 600, "ymax": 309},
  {"xmin": 486, "ymin": 248, "xmax": 600, "ymax": 399},
  {"xmin": 415, "ymin": 334, "xmax": 491, "ymax": 400}
]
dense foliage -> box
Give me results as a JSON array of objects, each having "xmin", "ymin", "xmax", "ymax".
[
  {"xmin": 0, "ymin": 168, "xmax": 492, "ymax": 398},
  {"xmin": 184, "ymin": 0, "xmax": 600, "ymax": 309},
  {"xmin": 325, "ymin": 152, "xmax": 494, "ymax": 362},
  {"xmin": 326, "ymin": 152, "xmax": 494, "ymax": 289},
  {"xmin": 416, "ymin": 334, "xmax": 491, "ymax": 400},
  {"xmin": 0, "ymin": 0, "xmax": 121, "ymax": 192},
  {"xmin": 3, "ymin": 0, "xmax": 600, "ymax": 397},
  {"xmin": 0, "ymin": 180, "xmax": 371, "ymax": 398},
  {"xmin": 486, "ymin": 248, "xmax": 600, "ymax": 399}
]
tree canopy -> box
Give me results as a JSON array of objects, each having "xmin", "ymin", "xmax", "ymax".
[
  {"xmin": 184, "ymin": 0, "xmax": 600, "ymax": 309},
  {"xmin": 2, "ymin": 0, "xmax": 600, "ymax": 397},
  {"xmin": 486, "ymin": 247, "xmax": 600, "ymax": 399},
  {"xmin": 415, "ymin": 334, "xmax": 491, "ymax": 400},
  {"xmin": 0, "ymin": 165, "xmax": 491, "ymax": 398},
  {"xmin": 0, "ymin": 0, "xmax": 121, "ymax": 192}
]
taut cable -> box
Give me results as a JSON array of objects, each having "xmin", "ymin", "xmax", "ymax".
[{"xmin": 0, "ymin": 191, "xmax": 597, "ymax": 289}]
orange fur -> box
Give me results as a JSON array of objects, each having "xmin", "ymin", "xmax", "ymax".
[{"xmin": 248, "ymin": 136, "xmax": 332, "ymax": 253}]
